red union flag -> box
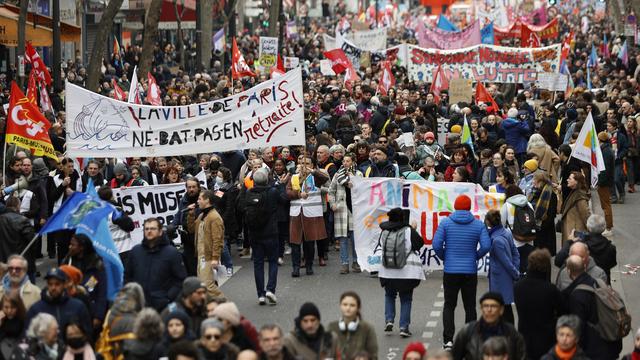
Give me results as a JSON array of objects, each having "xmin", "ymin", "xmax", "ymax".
[
  {"xmin": 146, "ymin": 73, "xmax": 162, "ymax": 106},
  {"xmin": 521, "ymin": 25, "xmax": 541, "ymax": 48},
  {"xmin": 475, "ymin": 81, "xmax": 499, "ymax": 113},
  {"xmin": 25, "ymin": 42, "xmax": 52, "ymax": 86},
  {"xmin": 323, "ymin": 49, "xmax": 351, "ymax": 74},
  {"xmin": 344, "ymin": 65, "xmax": 360, "ymax": 92},
  {"xmin": 39, "ymin": 80, "xmax": 54, "ymax": 114},
  {"xmin": 26, "ymin": 70, "xmax": 38, "ymax": 107},
  {"xmin": 111, "ymin": 79, "xmax": 127, "ymax": 101},
  {"xmin": 232, "ymin": 37, "xmax": 256, "ymax": 79},
  {"xmin": 430, "ymin": 64, "xmax": 449, "ymax": 103},
  {"xmin": 377, "ymin": 61, "xmax": 395, "ymax": 96},
  {"xmin": 6, "ymin": 81, "xmax": 57, "ymax": 160}
]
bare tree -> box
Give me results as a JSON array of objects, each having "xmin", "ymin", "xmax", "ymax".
[
  {"xmin": 138, "ymin": 0, "xmax": 164, "ymax": 78},
  {"xmin": 17, "ymin": 0, "xmax": 29, "ymax": 86},
  {"xmin": 86, "ymin": 0, "xmax": 125, "ymax": 92},
  {"xmin": 268, "ymin": 0, "xmax": 280, "ymax": 37}
]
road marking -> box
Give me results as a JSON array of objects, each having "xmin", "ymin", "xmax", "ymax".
[
  {"xmin": 423, "ymin": 343, "xmax": 430, "ymax": 350},
  {"xmin": 422, "ymin": 331, "xmax": 433, "ymax": 339},
  {"xmin": 437, "ymin": 292, "xmax": 444, "ymax": 298},
  {"xmin": 430, "ymin": 311, "xmax": 441, "ymax": 317},
  {"xmin": 426, "ymin": 321, "xmax": 437, "ymax": 328},
  {"xmin": 433, "ymin": 301, "xmax": 444, "ymax": 307}
]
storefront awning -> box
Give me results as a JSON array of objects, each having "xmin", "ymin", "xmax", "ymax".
[{"xmin": 0, "ymin": 4, "xmax": 81, "ymax": 47}]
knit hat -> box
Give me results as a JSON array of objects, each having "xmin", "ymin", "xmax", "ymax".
[
  {"xmin": 523, "ymin": 159, "xmax": 539, "ymax": 173},
  {"xmin": 424, "ymin": 132, "xmax": 435, "ymax": 140},
  {"xmin": 59, "ymin": 265, "xmax": 83, "ymax": 285},
  {"xmin": 182, "ymin": 276, "xmax": 206, "ymax": 297},
  {"xmin": 114, "ymin": 162, "xmax": 128, "ymax": 176},
  {"xmin": 387, "ymin": 207, "xmax": 404, "ymax": 223},
  {"xmin": 454, "ymin": 195, "xmax": 472, "ymax": 211},
  {"xmin": 212, "ymin": 302, "xmax": 241, "ymax": 326},
  {"xmin": 450, "ymin": 124, "xmax": 462, "ymax": 134},
  {"xmin": 403, "ymin": 342, "xmax": 427, "ymax": 360},
  {"xmin": 598, "ymin": 131, "xmax": 610, "ymax": 142},
  {"xmin": 32, "ymin": 158, "xmax": 49, "ymax": 177},
  {"xmin": 164, "ymin": 309, "xmax": 193, "ymax": 336},
  {"xmin": 507, "ymin": 108, "xmax": 519, "ymax": 118},
  {"xmin": 394, "ymin": 106, "xmax": 406, "ymax": 116},
  {"xmin": 480, "ymin": 291, "xmax": 505, "ymax": 306},
  {"xmin": 298, "ymin": 302, "xmax": 321, "ymax": 320}
]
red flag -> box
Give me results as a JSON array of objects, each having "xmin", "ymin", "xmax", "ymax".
[
  {"xmin": 429, "ymin": 65, "xmax": 449, "ymax": 104},
  {"xmin": 560, "ymin": 31, "xmax": 574, "ymax": 65},
  {"xmin": 38, "ymin": 80, "xmax": 54, "ymax": 114},
  {"xmin": 323, "ymin": 49, "xmax": 351, "ymax": 74},
  {"xmin": 377, "ymin": 61, "xmax": 395, "ymax": 96},
  {"xmin": 231, "ymin": 38, "xmax": 256, "ymax": 79},
  {"xmin": 475, "ymin": 81, "xmax": 499, "ymax": 113},
  {"xmin": 25, "ymin": 42, "xmax": 52, "ymax": 86},
  {"xmin": 146, "ymin": 73, "xmax": 162, "ymax": 106},
  {"xmin": 5, "ymin": 81, "xmax": 57, "ymax": 160},
  {"xmin": 344, "ymin": 65, "xmax": 360, "ymax": 92},
  {"xmin": 26, "ymin": 70, "xmax": 38, "ymax": 107},
  {"xmin": 111, "ymin": 79, "xmax": 127, "ymax": 101},
  {"xmin": 270, "ymin": 55, "xmax": 286, "ymax": 78},
  {"xmin": 521, "ymin": 25, "xmax": 541, "ymax": 47}
]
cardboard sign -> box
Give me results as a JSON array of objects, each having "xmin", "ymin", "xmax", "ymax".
[
  {"xmin": 536, "ymin": 72, "xmax": 568, "ymax": 91},
  {"xmin": 449, "ymin": 78, "xmax": 474, "ymax": 104}
]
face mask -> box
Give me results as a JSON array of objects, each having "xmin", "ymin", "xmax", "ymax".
[
  {"xmin": 66, "ymin": 337, "xmax": 86, "ymax": 350},
  {"xmin": 215, "ymin": 176, "xmax": 224, "ymax": 185}
]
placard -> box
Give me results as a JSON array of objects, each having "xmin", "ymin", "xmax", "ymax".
[
  {"xmin": 449, "ymin": 78, "xmax": 474, "ymax": 104},
  {"xmin": 259, "ymin": 36, "xmax": 279, "ymax": 71},
  {"xmin": 536, "ymin": 72, "xmax": 568, "ymax": 91}
]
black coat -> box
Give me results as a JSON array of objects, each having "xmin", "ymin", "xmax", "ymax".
[
  {"xmin": 555, "ymin": 236, "xmax": 616, "ymax": 281},
  {"xmin": 514, "ymin": 270, "xmax": 564, "ymax": 360},
  {"xmin": 452, "ymin": 319, "xmax": 526, "ymax": 360},
  {"xmin": 0, "ymin": 207, "xmax": 35, "ymax": 262},
  {"xmin": 598, "ymin": 143, "xmax": 615, "ymax": 187},
  {"xmin": 241, "ymin": 185, "xmax": 280, "ymax": 242}
]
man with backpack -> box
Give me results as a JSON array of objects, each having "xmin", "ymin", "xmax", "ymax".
[
  {"xmin": 243, "ymin": 169, "xmax": 280, "ymax": 305},
  {"xmin": 195, "ymin": 189, "xmax": 225, "ymax": 298},
  {"xmin": 433, "ymin": 195, "xmax": 491, "ymax": 350},
  {"xmin": 563, "ymin": 255, "xmax": 624, "ymax": 360},
  {"xmin": 500, "ymin": 185, "xmax": 537, "ymax": 273}
]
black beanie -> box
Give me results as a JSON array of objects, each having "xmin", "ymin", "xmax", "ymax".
[
  {"xmin": 298, "ymin": 302, "xmax": 321, "ymax": 320},
  {"xmin": 387, "ymin": 207, "xmax": 404, "ymax": 223},
  {"xmin": 479, "ymin": 291, "xmax": 505, "ymax": 306}
]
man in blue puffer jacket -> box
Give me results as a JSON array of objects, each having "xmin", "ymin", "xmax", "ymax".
[
  {"xmin": 432, "ymin": 194, "xmax": 491, "ymax": 350},
  {"xmin": 501, "ymin": 108, "xmax": 530, "ymax": 165}
]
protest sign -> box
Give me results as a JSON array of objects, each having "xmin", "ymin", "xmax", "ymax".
[
  {"xmin": 416, "ymin": 20, "xmax": 482, "ymax": 50},
  {"xmin": 320, "ymin": 59, "xmax": 336, "ymax": 75},
  {"xmin": 259, "ymin": 37, "xmax": 279, "ymax": 72},
  {"xmin": 536, "ymin": 72, "xmax": 568, "ymax": 91},
  {"xmin": 346, "ymin": 27, "xmax": 388, "ymax": 51},
  {"xmin": 283, "ymin": 56, "xmax": 299, "ymax": 69},
  {"xmin": 437, "ymin": 117, "xmax": 450, "ymax": 145},
  {"xmin": 352, "ymin": 177, "xmax": 503, "ymax": 273},
  {"xmin": 65, "ymin": 69, "xmax": 305, "ymax": 157},
  {"xmin": 112, "ymin": 183, "xmax": 186, "ymax": 252},
  {"xmin": 449, "ymin": 78, "xmax": 474, "ymax": 104},
  {"xmin": 407, "ymin": 43, "xmax": 561, "ymax": 83}
]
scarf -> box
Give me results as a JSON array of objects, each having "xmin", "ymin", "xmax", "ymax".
[
  {"xmin": 632, "ymin": 349, "xmax": 640, "ymax": 360},
  {"xmin": 62, "ymin": 344, "xmax": 97, "ymax": 360},
  {"xmin": 43, "ymin": 343, "xmax": 59, "ymax": 360},
  {"xmin": 554, "ymin": 344, "xmax": 577, "ymax": 360},
  {"xmin": 532, "ymin": 183, "xmax": 553, "ymax": 223},
  {"xmin": 2, "ymin": 274, "xmax": 27, "ymax": 292}
]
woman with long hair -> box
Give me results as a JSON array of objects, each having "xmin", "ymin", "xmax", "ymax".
[
  {"xmin": 444, "ymin": 149, "xmax": 473, "ymax": 182},
  {"xmin": 0, "ymin": 292, "xmax": 26, "ymax": 359},
  {"xmin": 489, "ymin": 167, "xmax": 515, "ymax": 194},
  {"xmin": 328, "ymin": 291, "xmax": 378, "ymax": 359},
  {"xmin": 560, "ymin": 171, "xmax": 591, "ymax": 242}
]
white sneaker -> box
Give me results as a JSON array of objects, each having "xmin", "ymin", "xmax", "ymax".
[
  {"xmin": 265, "ymin": 291, "xmax": 277, "ymax": 305},
  {"xmin": 278, "ymin": 257, "xmax": 284, "ymax": 265},
  {"xmin": 258, "ymin": 297, "xmax": 266, "ymax": 305},
  {"xmin": 226, "ymin": 267, "xmax": 234, "ymax": 276},
  {"xmin": 443, "ymin": 341, "xmax": 453, "ymax": 350},
  {"xmin": 285, "ymin": 247, "xmax": 292, "ymax": 255},
  {"xmin": 602, "ymin": 229, "xmax": 614, "ymax": 237}
]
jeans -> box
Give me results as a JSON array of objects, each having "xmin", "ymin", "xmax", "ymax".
[
  {"xmin": 613, "ymin": 161, "xmax": 625, "ymax": 200},
  {"xmin": 384, "ymin": 287, "xmax": 413, "ymax": 330},
  {"xmin": 339, "ymin": 231, "xmax": 357, "ymax": 265},
  {"xmin": 251, "ymin": 239, "xmax": 278, "ymax": 297},
  {"xmin": 443, "ymin": 273, "xmax": 478, "ymax": 343},
  {"xmin": 221, "ymin": 236, "xmax": 233, "ymax": 270}
]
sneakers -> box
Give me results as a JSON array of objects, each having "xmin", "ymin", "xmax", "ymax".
[
  {"xmin": 340, "ymin": 264, "xmax": 349, "ymax": 274},
  {"xmin": 291, "ymin": 268, "xmax": 300, "ymax": 277},
  {"xmin": 258, "ymin": 297, "xmax": 266, "ymax": 305},
  {"xmin": 352, "ymin": 262, "xmax": 361, "ymax": 273},
  {"xmin": 265, "ymin": 291, "xmax": 277, "ymax": 305},
  {"xmin": 384, "ymin": 322, "xmax": 393, "ymax": 332},
  {"xmin": 226, "ymin": 267, "xmax": 234, "ymax": 276},
  {"xmin": 602, "ymin": 229, "xmax": 614, "ymax": 237},
  {"xmin": 284, "ymin": 247, "xmax": 292, "ymax": 255},
  {"xmin": 277, "ymin": 257, "xmax": 284, "ymax": 266},
  {"xmin": 443, "ymin": 341, "xmax": 453, "ymax": 350},
  {"xmin": 399, "ymin": 328, "xmax": 412, "ymax": 338}
]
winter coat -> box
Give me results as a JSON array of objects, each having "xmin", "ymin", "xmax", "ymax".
[
  {"xmin": 286, "ymin": 170, "xmax": 329, "ymax": 244},
  {"xmin": 432, "ymin": 210, "xmax": 491, "ymax": 274},
  {"xmin": 499, "ymin": 194, "xmax": 535, "ymax": 246},
  {"xmin": 488, "ymin": 225, "xmax": 520, "ymax": 304},
  {"xmin": 563, "ymin": 272, "xmax": 622, "ymax": 360},
  {"xmin": 215, "ymin": 182, "xmax": 240, "ymax": 237},
  {"xmin": 501, "ymin": 117, "xmax": 530, "ymax": 154},
  {"xmin": 242, "ymin": 185, "xmax": 280, "ymax": 241},
  {"xmin": 195, "ymin": 206, "xmax": 225, "ymax": 260},
  {"xmin": 62, "ymin": 254, "xmax": 108, "ymax": 321},
  {"xmin": 451, "ymin": 319, "xmax": 527, "ymax": 360},
  {"xmin": 283, "ymin": 325, "xmax": 339, "ymax": 360},
  {"xmin": 122, "ymin": 338, "xmax": 165, "ymax": 360},
  {"xmin": 514, "ymin": 270, "xmax": 564, "ymax": 360},
  {"xmin": 529, "ymin": 145, "xmax": 561, "ymax": 183},
  {"xmin": 560, "ymin": 189, "xmax": 590, "ymax": 242},
  {"xmin": 370, "ymin": 106, "xmax": 390, "ymax": 135},
  {"xmin": 124, "ymin": 235, "xmax": 187, "ymax": 311},
  {"xmin": 25, "ymin": 289, "xmax": 92, "ymax": 337},
  {"xmin": 10, "ymin": 338, "xmax": 65, "ymax": 360},
  {"xmin": 0, "ymin": 277, "xmax": 41, "ymax": 310},
  {"xmin": 327, "ymin": 168, "xmax": 362, "ymax": 238},
  {"xmin": 554, "ymin": 235, "xmax": 616, "ymax": 282},
  {"xmin": 555, "ymin": 256, "xmax": 608, "ymax": 291},
  {"xmin": 539, "ymin": 346, "xmax": 591, "ymax": 360},
  {"xmin": 378, "ymin": 220, "xmax": 425, "ymax": 293},
  {"xmin": 364, "ymin": 160, "xmax": 398, "ymax": 178},
  {"xmin": 328, "ymin": 319, "xmax": 378, "ymax": 360},
  {"xmin": 598, "ymin": 142, "xmax": 615, "ymax": 187},
  {"xmin": 0, "ymin": 208, "xmax": 35, "ymax": 261}
]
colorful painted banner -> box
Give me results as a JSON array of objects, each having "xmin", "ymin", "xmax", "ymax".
[
  {"xmin": 112, "ymin": 183, "xmax": 186, "ymax": 253},
  {"xmin": 416, "ymin": 20, "xmax": 482, "ymax": 50},
  {"xmin": 65, "ymin": 69, "xmax": 306, "ymax": 157},
  {"xmin": 406, "ymin": 43, "xmax": 561, "ymax": 83},
  {"xmin": 352, "ymin": 177, "xmax": 504, "ymax": 273},
  {"xmin": 494, "ymin": 18, "xmax": 559, "ymax": 44}
]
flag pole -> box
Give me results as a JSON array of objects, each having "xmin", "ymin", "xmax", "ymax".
[
  {"xmin": 2, "ymin": 141, "xmax": 7, "ymax": 186},
  {"xmin": 20, "ymin": 234, "xmax": 40, "ymax": 256}
]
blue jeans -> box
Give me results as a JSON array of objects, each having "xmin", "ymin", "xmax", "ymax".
[
  {"xmin": 221, "ymin": 236, "xmax": 233, "ymax": 269},
  {"xmin": 251, "ymin": 239, "xmax": 278, "ymax": 297},
  {"xmin": 384, "ymin": 287, "xmax": 413, "ymax": 330},
  {"xmin": 339, "ymin": 231, "xmax": 357, "ymax": 265}
]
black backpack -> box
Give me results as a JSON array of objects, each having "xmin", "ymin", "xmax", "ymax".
[
  {"xmin": 243, "ymin": 188, "xmax": 269, "ymax": 230},
  {"xmin": 510, "ymin": 205, "xmax": 537, "ymax": 242}
]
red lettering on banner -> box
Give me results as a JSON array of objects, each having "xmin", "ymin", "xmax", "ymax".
[{"xmin": 479, "ymin": 47, "xmax": 528, "ymax": 64}]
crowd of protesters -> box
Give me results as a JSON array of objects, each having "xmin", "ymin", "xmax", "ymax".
[{"xmin": 0, "ymin": 0, "xmax": 639, "ymax": 359}]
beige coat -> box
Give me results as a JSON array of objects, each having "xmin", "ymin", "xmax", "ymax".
[
  {"xmin": 194, "ymin": 207, "xmax": 224, "ymax": 298},
  {"xmin": 560, "ymin": 189, "xmax": 590, "ymax": 242},
  {"xmin": 0, "ymin": 279, "xmax": 41, "ymax": 310},
  {"xmin": 530, "ymin": 145, "xmax": 560, "ymax": 184},
  {"xmin": 286, "ymin": 170, "xmax": 329, "ymax": 244}
]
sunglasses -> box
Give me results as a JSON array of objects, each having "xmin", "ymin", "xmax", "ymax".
[
  {"xmin": 205, "ymin": 334, "xmax": 221, "ymax": 340},
  {"xmin": 8, "ymin": 267, "xmax": 24, "ymax": 273}
]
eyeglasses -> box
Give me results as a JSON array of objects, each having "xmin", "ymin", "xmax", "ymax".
[
  {"xmin": 8, "ymin": 267, "xmax": 24, "ymax": 273},
  {"xmin": 205, "ymin": 334, "xmax": 221, "ymax": 340}
]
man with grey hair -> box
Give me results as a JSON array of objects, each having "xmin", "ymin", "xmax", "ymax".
[
  {"xmin": 0, "ymin": 254, "xmax": 41, "ymax": 309},
  {"xmin": 555, "ymin": 241, "xmax": 608, "ymax": 290},
  {"xmin": 243, "ymin": 169, "xmax": 280, "ymax": 305},
  {"xmin": 259, "ymin": 324, "xmax": 297, "ymax": 360}
]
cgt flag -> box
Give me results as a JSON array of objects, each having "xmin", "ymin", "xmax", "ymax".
[
  {"xmin": 25, "ymin": 42, "xmax": 52, "ymax": 86},
  {"xmin": 146, "ymin": 73, "xmax": 162, "ymax": 106},
  {"xmin": 38, "ymin": 180, "xmax": 124, "ymax": 300},
  {"xmin": 323, "ymin": 48, "xmax": 351, "ymax": 74},
  {"xmin": 6, "ymin": 81, "xmax": 57, "ymax": 160},
  {"xmin": 232, "ymin": 37, "xmax": 256, "ymax": 79},
  {"xmin": 378, "ymin": 61, "xmax": 395, "ymax": 95},
  {"xmin": 111, "ymin": 79, "xmax": 127, "ymax": 101},
  {"xmin": 429, "ymin": 64, "xmax": 449, "ymax": 104}
]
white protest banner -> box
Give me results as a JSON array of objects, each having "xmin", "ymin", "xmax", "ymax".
[
  {"xmin": 536, "ymin": 72, "xmax": 568, "ymax": 91},
  {"xmin": 65, "ymin": 69, "xmax": 305, "ymax": 157},
  {"xmin": 346, "ymin": 27, "xmax": 388, "ymax": 51},
  {"xmin": 407, "ymin": 43, "xmax": 561, "ymax": 83},
  {"xmin": 112, "ymin": 183, "xmax": 186, "ymax": 252},
  {"xmin": 283, "ymin": 56, "xmax": 300, "ymax": 69},
  {"xmin": 352, "ymin": 177, "xmax": 504, "ymax": 274},
  {"xmin": 258, "ymin": 36, "xmax": 279, "ymax": 72},
  {"xmin": 437, "ymin": 117, "xmax": 450, "ymax": 145},
  {"xmin": 416, "ymin": 20, "xmax": 482, "ymax": 50},
  {"xmin": 320, "ymin": 59, "xmax": 336, "ymax": 75}
]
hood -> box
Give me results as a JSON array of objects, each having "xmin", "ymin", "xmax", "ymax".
[
  {"xmin": 449, "ymin": 210, "xmax": 476, "ymax": 224},
  {"xmin": 501, "ymin": 118, "xmax": 519, "ymax": 128},
  {"xmin": 585, "ymin": 234, "xmax": 609, "ymax": 253},
  {"xmin": 506, "ymin": 194, "xmax": 529, "ymax": 207}
]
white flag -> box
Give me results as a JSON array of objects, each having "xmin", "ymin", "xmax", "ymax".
[
  {"xmin": 128, "ymin": 66, "xmax": 140, "ymax": 104},
  {"xmin": 571, "ymin": 112, "xmax": 605, "ymax": 187}
]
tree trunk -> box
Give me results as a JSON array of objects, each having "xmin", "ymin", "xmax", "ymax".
[
  {"xmin": 197, "ymin": 0, "xmax": 213, "ymax": 72},
  {"xmin": 268, "ymin": 0, "xmax": 280, "ymax": 37},
  {"xmin": 174, "ymin": 0, "xmax": 186, "ymax": 71},
  {"xmin": 86, "ymin": 0, "xmax": 124, "ymax": 92},
  {"xmin": 138, "ymin": 0, "xmax": 164, "ymax": 78},
  {"xmin": 17, "ymin": 0, "xmax": 29, "ymax": 87}
]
